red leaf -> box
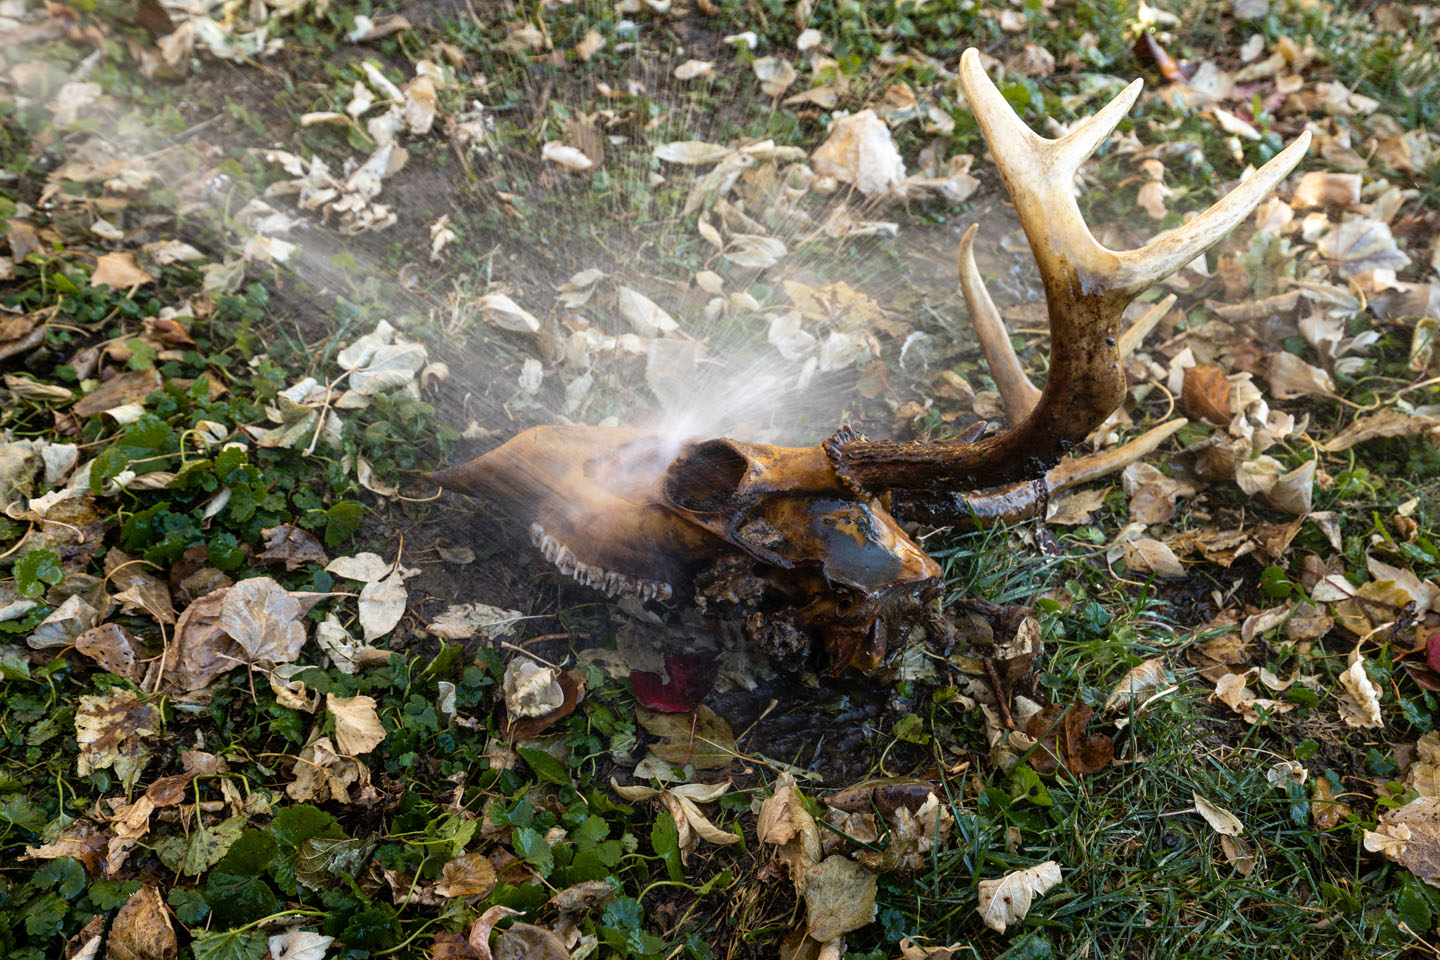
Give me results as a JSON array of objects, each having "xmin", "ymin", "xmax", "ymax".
[
  {"xmin": 1406, "ymin": 662, "xmax": 1440, "ymax": 693},
  {"xmin": 630, "ymin": 651, "xmax": 717, "ymax": 713},
  {"xmin": 1426, "ymin": 633, "xmax": 1440, "ymax": 674}
]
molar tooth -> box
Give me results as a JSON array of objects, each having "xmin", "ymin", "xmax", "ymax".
[
  {"xmin": 556, "ymin": 547, "xmax": 578, "ymax": 576},
  {"xmin": 529, "ymin": 523, "xmax": 545, "ymax": 547},
  {"xmin": 656, "ymin": 582, "xmax": 673, "ymax": 602}
]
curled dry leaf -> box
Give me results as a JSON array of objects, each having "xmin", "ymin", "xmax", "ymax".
[
  {"xmin": 503, "ymin": 659, "xmax": 564, "ymax": 719},
  {"xmin": 328, "ymin": 694, "xmax": 386, "ymax": 756},
  {"xmin": 358, "ymin": 570, "xmax": 409, "ymax": 641},
  {"xmin": 1365, "ymin": 797, "xmax": 1440, "ymax": 884},
  {"xmin": 91, "ymin": 251, "xmax": 153, "ymax": 289},
  {"xmin": 976, "ymin": 861, "xmax": 1062, "ymax": 934},
  {"xmin": 1336, "ymin": 656, "xmax": 1382, "ymax": 728},
  {"xmin": 812, "ymin": 110, "xmax": 905, "ymax": 198},
  {"xmin": 541, "ymin": 141, "xmax": 592, "ymax": 171},
  {"xmin": 1102, "ymin": 658, "xmax": 1168, "ymax": 714}
]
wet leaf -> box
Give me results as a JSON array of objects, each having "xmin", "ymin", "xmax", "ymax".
[
  {"xmin": 976, "ymin": 861, "xmax": 1062, "ymax": 934},
  {"xmin": 629, "ymin": 651, "xmax": 717, "ymax": 713},
  {"xmin": 503, "ymin": 659, "xmax": 564, "ymax": 719},
  {"xmin": 636, "ymin": 705, "xmax": 736, "ymax": 770},
  {"xmin": 1025, "ymin": 703, "xmax": 1113, "ymax": 776}
]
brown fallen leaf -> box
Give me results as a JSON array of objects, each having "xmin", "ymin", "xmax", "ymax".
[
  {"xmin": 169, "ymin": 588, "xmax": 238, "ymax": 690},
  {"xmin": 1311, "ymin": 776, "xmax": 1352, "ymax": 830},
  {"xmin": 1025, "ymin": 703, "xmax": 1113, "ymax": 776},
  {"xmin": 328, "ymin": 694, "xmax": 386, "ymax": 756},
  {"xmin": 107, "ymin": 884, "xmax": 176, "ymax": 960},
  {"xmin": 91, "ymin": 251, "xmax": 153, "ymax": 289},
  {"xmin": 436, "ymin": 851, "xmax": 498, "ymax": 899},
  {"xmin": 1193, "ymin": 793, "xmax": 1244, "ymax": 836},
  {"xmin": 0, "ymin": 311, "xmax": 47, "ymax": 362},
  {"xmin": 72, "ymin": 368, "xmax": 163, "ymax": 419},
  {"xmin": 219, "ymin": 577, "xmax": 307, "ymax": 667},
  {"xmin": 75, "ymin": 623, "xmax": 140, "ymax": 680},
  {"xmin": 1366, "ymin": 796, "xmax": 1440, "ymax": 883},
  {"xmin": 106, "ymin": 549, "xmax": 177, "ymax": 624},
  {"xmin": 257, "ymin": 523, "xmax": 329, "ymax": 571},
  {"xmin": 1182, "ymin": 364, "xmax": 1232, "ymax": 425}
]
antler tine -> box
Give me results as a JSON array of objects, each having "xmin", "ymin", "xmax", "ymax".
[
  {"xmin": 959, "ymin": 223, "xmax": 1042, "ymax": 422},
  {"xmin": 1110, "ymin": 133, "xmax": 1310, "ymax": 292},
  {"xmin": 828, "ymin": 47, "xmax": 1309, "ymax": 493}
]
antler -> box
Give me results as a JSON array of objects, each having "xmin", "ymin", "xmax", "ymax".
[{"xmin": 828, "ymin": 47, "xmax": 1310, "ymax": 494}]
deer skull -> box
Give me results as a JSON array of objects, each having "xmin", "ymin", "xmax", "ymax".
[{"xmin": 435, "ymin": 48, "xmax": 1310, "ymax": 673}]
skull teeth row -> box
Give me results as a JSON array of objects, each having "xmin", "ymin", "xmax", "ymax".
[{"xmin": 530, "ymin": 523, "xmax": 673, "ymax": 602}]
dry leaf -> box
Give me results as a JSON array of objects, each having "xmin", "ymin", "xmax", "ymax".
[
  {"xmin": 1365, "ymin": 797, "xmax": 1440, "ymax": 884},
  {"xmin": 1324, "ymin": 409, "xmax": 1439, "ymax": 452},
  {"xmin": 428, "ymin": 603, "xmax": 524, "ymax": 641},
  {"xmin": 328, "ymin": 694, "xmax": 386, "ymax": 756},
  {"xmin": 635, "ymin": 705, "xmax": 736, "ymax": 770},
  {"xmin": 1102, "ymin": 659, "xmax": 1168, "ymax": 714},
  {"xmin": 1317, "ymin": 217, "xmax": 1411, "ymax": 276},
  {"xmin": 257, "ymin": 524, "xmax": 329, "ymax": 571},
  {"xmin": 752, "ymin": 56, "xmax": 797, "ymax": 97},
  {"xmin": 1193, "ymin": 793, "xmax": 1244, "ymax": 836},
  {"xmin": 75, "ymin": 690, "xmax": 158, "ymax": 790},
  {"xmin": 805, "ymin": 856, "xmax": 877, "ymax": 941},
  {"xmin": 1337, "ymin": 656, "xmax": 1382, "ymax": 728},
  {"xmin": 541, "ymin": 141, "xmax": 593, "ymax": 171},
  {"xmin": 107, "ymin": 885, "xmax": 176, "ymax": 960},
  {"xmin": 220, "ymin": 577, "xmax": 306, "ymax": 666},
  {"xmin": 811, "ymin": 110, "xmax": 905, "ymax": 198},
  {"xmin": 976, "ymin": 861, "xmax": 1062, "ymax": 934},
  {"xmin": 503, "ymin": 659, "xmax": 565, "ymax": 719},
  {"xmin": 1123, "ymin": 538, "xmax": 1186, "ymax": 578},
  {"xmin": 1267, "ymin": 352, "xmax": 1335, "ymax": 399},
  {"xmin": 477, "ymin": 293, "xmax": 541, "ymax": 334},
  {"xmin": 358, "ymin": 570, "xmax": 408, "ymax": 641},
  {"xmin": 75, "ymin": 623, "xmax": 140, "ymax": 680},
  {"xmin": 91, "ymin": 251, "xmax": 153, "ymax": 288},
  {"xmin": 617, "ymin": 287, "xmax": 678, "ymax": 337},
  {"xmin": 268, "ymin": 930, "xmax": 335, "ymax": 960},
  {"xmin": 436, "ymin": 851, "xmax": 498, "ymax": 898}
]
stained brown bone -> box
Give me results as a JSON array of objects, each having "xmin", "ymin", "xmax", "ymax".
[{"xmin": 828, "ymin": 48, "xmax": 1310, "ymax": 494}]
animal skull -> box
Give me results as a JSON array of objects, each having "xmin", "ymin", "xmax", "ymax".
[{"xmin": 434, "ymin": 48, "xmax": 1310, "ymax": 673}]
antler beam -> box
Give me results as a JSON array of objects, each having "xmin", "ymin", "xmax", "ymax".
[{"xmin": 828, "ymin": 48, "xmax": 1310, "ymax": 493}]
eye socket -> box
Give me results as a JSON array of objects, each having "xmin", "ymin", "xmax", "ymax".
[{"xmin": 665, "ymin": 440, "xmax": 747, "ymax": 514}]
